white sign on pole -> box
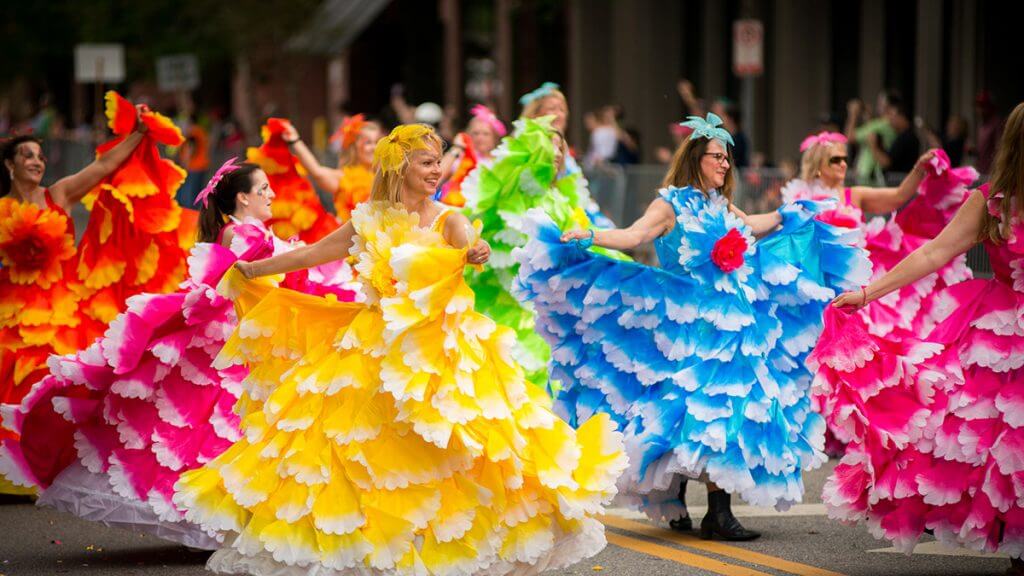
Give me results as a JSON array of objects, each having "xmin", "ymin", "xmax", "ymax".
[
  {"xmin": 156, "ymin": 54, "xmax": 200, "ymax": 92},
  {"xmin": 74, "ymin": 44, "xmax": 126, "ymax": 83},
  {"xmin": 733, "ymin": 20, "xmax": 764, "ymax": 77}
]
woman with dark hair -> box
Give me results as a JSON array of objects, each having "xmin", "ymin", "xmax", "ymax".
[
  {"xmin": 816, "ymin": 101, "xmax": 1024, "ymax": 571},
  {"xmin": 516, "ymin": 113, "xmax": 869, "ymax": 540},
  {"xmin": 0, "ymin": 159, "xmax": 359, "ymax": 547},
  {"xmin": 1, "ymin": 113, "xmax": 146, "ymax": 212}
]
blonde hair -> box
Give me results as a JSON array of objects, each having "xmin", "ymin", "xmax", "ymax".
[
  {"xmin": 370, "ymin": 124, "xmax": 443, "ymax": 203},
  {"xmin": 338, "ymin": 122, "xmax": 383, "ymax": 168},
  {"xmin": 662, "ymin": 135, "xmax": 736, "ymax": 201},
  {"xmin": 521, "ymin": 90, "xmax": 568, "ymax": 119},
  {"xmin": 982, "ymin": 101, "xmax": 1024, "ymax": 243},
  {"xmin": 799, "ymin": 141, "xmax": 843, "ymax": 181}
]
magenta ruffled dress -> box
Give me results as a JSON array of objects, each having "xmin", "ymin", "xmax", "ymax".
[
  {"xmin": 0, "ymin": 219, "xmax": 359, "ymax": 548},
  {"xmin": 811, "ymin": 183, "xmax": 1024, "ymax": 556}
]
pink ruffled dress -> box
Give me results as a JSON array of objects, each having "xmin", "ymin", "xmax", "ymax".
[
  {"xmin": 785, "ymin": 153, "xmax": 976, "ymax": 455},
  {"xmin": 811, "ymin": 183, "xmax": 1024, "ymax": 556},
  {"xmin": 0, "ymin": 219, "xmax": 360, "ymax": 549}
]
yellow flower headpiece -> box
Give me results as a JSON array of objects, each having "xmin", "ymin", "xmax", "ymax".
[{"xmin": 373, "ymin": 124, "xmax": 434, "ymax": 174}]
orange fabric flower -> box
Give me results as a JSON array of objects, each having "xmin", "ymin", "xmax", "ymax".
[{"xmin": 0, "ymin": 198, "xmax": 75, "ymax": 288}]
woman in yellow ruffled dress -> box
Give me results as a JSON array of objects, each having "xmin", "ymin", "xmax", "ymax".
[
  {"xmin": 173, "ymin": 124, "xmax": 628, "ymax": 576},
  {"xmin": 281, "ymin": 115, "xmax": 382, "ymax": 223}
]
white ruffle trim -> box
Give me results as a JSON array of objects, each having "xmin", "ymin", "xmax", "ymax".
[
  {"xmin": 205, "ymin": 517, "xmax": 605, "ymax": 576},
  {"xmin": 38, "ymin": 462, "xmax": 221, "ymax": 549}
]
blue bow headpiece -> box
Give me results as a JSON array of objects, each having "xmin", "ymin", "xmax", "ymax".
[
  {"xmin": 680, "ymin": 112, "xmax": 735, "ymax": 147},
  {"xmin": 519, "ymin": 82, "xmax": 561, "ymax": 106}
]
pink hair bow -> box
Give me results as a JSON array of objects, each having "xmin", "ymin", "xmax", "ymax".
[
  {"xmin": 470, "ymin": 105, "xmax": 506, "ymax": 137},
  {"xmin": 799, "ymin": 131, "xmax": 847, "ymax": 152},
  {"xmin": 195, "ymin": 156, "xmax": 243, "ymax": 208}
]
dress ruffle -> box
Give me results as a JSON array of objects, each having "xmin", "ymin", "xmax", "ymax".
[
  {"xmin": 462, "ymin": 117, "xmax": 617, "ymax": 389},
  {"xmin": 0, "ymin": 220, "xmax": 358, "ymax": 546},
  {"xmin": 174, "ymin": 202, "xmax": 627, "ymax": 575},
  {"xmin": 249, "ymin": 119, "xmax": 340, "ymax": 243},
  {"xmin": 513, "ymin": 187, "xmax": 868, "ymax": 517},
  {"xmin": 814, "ymin": 184, "xmax": 1024, "ymax": 556},
  {"xmin": 72, "ymin": 91, "xmax": 192, "ymax": 342}
]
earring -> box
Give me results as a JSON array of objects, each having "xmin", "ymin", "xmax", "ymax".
[{"xmin": 241, "ymin": 201, "xmax": 250, "ymax": 207}]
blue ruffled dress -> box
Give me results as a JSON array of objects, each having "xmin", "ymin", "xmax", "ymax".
[{"xmin": 514, "ymin": 185, "xmax": 869, "ymax": 520}]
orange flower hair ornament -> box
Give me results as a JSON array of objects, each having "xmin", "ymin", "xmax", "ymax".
[
  {"xmin": 330, "ymin": 114, "xmax": 368, "ymax": 149},
  {"xmin": 373, "ymin": 124, "xmax": 434, "ymax": 174}
]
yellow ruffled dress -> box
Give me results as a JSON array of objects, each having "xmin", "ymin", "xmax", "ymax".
[{"xmin": 174, "ymin": 202, "xmax": 627, "ymax": 576}]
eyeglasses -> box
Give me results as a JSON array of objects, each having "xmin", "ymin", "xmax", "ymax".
[
  {"xmin": 703, "ymin": 152, "xmax": 730, "ymax": 165},
  {"xmin": 828, "ymin": 155, "xmax": 848, "ymax": 165}
]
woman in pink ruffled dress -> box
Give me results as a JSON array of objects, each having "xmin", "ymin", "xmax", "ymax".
[
  {"xmin": 815, "ymin": 101, "xmax": 1024, "ymax": 572},
  {"xmin": 784, "ymin": 133, "xmax": 978, "ymax": 456},
  {"xmin": 0, "ymin": 159, "xmax": 359, "ymax": 549}
]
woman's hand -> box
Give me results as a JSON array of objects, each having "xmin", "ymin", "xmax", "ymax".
[
  {"xmin": 831, "ymin": 288, "xmax": 867, "ymax": 310},
  {"xmin": 134, "ymin": 104, "xmax": 150, "ymax": 134},
  {"xmin": 560, "ymin": 229, "xmax": 593, "ymax": 244},
  {"xmin": 467, "ymin": 239, "xmax": 491, "ymax": 265},
  {"xmin": 236, "ymin": 261, "xmax": 257, "ymax": 279},
  {"xmin": 282, "ymin": 122, "xmax": 300, "ymax": 144},
  {"xmin": 914, "ymin": 148, "xmax": 938, "ymax": 172}
]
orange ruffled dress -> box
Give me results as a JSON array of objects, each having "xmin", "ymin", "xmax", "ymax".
[
  {"xmin": 72, "ymin": 91, "xmax": 193, "ymax": 341},
  {"xmin": 334, "ymin": 164, "xmax": 374, "ymax": 224},
  {"xmin": 248, "ymin": 119, "xmax": 339, "ymax": 242},
  {"xmin": 0, "ymin": 193, "xmax": 79, "ymax": 494}
]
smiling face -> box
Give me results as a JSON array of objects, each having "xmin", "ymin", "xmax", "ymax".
[
  {"xmin": 403, "ymin": 145, "xmax": 443, "ymax": 199},
  {"xmin": 536, "ymin": 95, "xmax": 569, "ymax": 133},
  {"xmin": 355, "ymin": 125, "xmax": 383, "ymax": 167},
  {"xmin": 817, "ymin": 142, "xmax": 848, "ymax": 187},
  {"xmin": 5, "ymin": 141, "xmax": 46, "ymax": 187},
  {"xmin": 700, "ymin": 139, "xmax": 731, "ymax": 190},
  {"xmin": 236, "ymin": 169, "xmax": 275, "ymax": 222},
  {"xmin": 467, "ymin": 117, "xmax": 499, "ymax": 158}
]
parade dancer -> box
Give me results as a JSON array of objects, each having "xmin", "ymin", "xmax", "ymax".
[
  {"xmin": 0, "ymin": 95, "xmax": 181, "ymax": 494},
  {"xmin": 817, "ymin": 101, "xmax": 1024, "ymax": 574},
  {"xmin": 515, "ymin": 113, "xmax": 868, "ymax": 540},
  {"xmin": 0, "ymin": 160, "xmax": 359, "ymax": 548},
  {"xmin": 462, "ymin": 116, "xmax": 614, "ymax": 390},
  {"xmin": 436, "ymin": 104, "xmax": 505, "ymax": 207},
  {"xmin": 174, "ymin": 124, "xmax": 627, "ymax": 575},
  {"xmin": 520, "ymin": 82, "xmax": 616, "ymax": 228},
  {"xmin": 282, "ymin": 115, "xmax": 383, "ymax": 223}
]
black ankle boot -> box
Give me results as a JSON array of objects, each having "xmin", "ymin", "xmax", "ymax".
[
  {"xmin": 668, "ymin": 478, "xmax": 692, "ymax": 532},
  {"xmin": 700, "ymin": 490, "xmax": 761, "ymax": 541}
]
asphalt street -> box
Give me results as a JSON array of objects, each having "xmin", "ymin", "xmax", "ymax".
[{"xmin": 0, "ymin": 460, "xmax": 1011, "ymax": 576}]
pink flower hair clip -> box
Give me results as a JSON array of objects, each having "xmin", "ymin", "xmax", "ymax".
[
  {"xmin": 799, "ymin": 131, "xmax": 847, "ymax": 152},
  {"xmin": 195, "ymin": 157, "xmax": 243, "ymax": 208},
  {"xmin": 470, "ymin": 105, "xmax": 507, "ymax": 137}
]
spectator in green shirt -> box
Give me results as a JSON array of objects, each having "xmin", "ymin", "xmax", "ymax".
[{"xmin": 845, "ymin": 92, "xmax": 897, "ymax": 185}]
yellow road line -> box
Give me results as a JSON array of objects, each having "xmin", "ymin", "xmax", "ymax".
[
  {"xmin": 602, "ymin": 515, "xmax": 846, "ymax": 576},
  {"xmin": 606, "ymin": 532, "xmax": 773, "ymax": 576}
]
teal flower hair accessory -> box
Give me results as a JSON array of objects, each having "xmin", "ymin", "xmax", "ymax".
[
  {"xmin": 680, "ymin": 112, "xmax": 735, "ymax": 148},
  {"xmin": 519, "ymin": 82, "xmax": 561, "ymax": 106}
]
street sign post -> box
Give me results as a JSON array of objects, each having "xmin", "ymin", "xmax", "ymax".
[
  {"xmin": 74, "ymin": 44, "xmax": 125, "ymax": 83},
  {"xmin": 733, "ymin": 20, "xmax": 764, "ymax": 77},
  {"xmin": 156, "ymin": 54, "xmax": 200, "ymax": 93}
]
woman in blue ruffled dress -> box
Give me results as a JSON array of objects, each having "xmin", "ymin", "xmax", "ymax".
[{"xmin": 514, "ymin": 114, "xmax": 870, "ymax": 541}]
